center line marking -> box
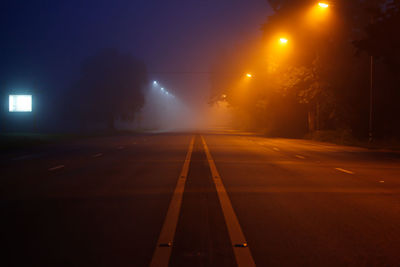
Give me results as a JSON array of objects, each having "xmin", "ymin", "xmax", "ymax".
[
  {"xmin": 273, "ymin": 147, "xmax": 280, "ymax": 151},
  {"xmin": 295, "ymin": 155, "xmax": 305, "ymax": 159},
  {"xmin": 150, "ymin": 136, "xmax": 195, "ymax": 267},
  {"xmin": 201, "ymin": 135, "xmax": 256, "ymax": 267},
  {"xmin": 92, "ymin": 153, "xmax": 103, "ymax": 158},
  {"xmin": 48, "ymin": 165, "xmax": 65, "ymax": 171},
  {"xmin": 335, "ymin": 168, "xmax": 355, "ymax": 174}
]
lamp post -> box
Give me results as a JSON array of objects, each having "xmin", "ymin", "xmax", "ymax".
[
  {"xmin": 369, "ymin": 14, "xmax": 375, "ymax": 143},
  {"xmin": 316, "ymin": 1, "xmax": 373, "ymax": 141}
]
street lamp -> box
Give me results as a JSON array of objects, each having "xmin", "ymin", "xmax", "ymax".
[
  {"xmin": 318, "ymin": 2, "xmax": 329, "ymax": 8},
  {"xmin": 279, "ymin": 38, "xmax": 288, "ymax": 45},
  {"xmin": 314, "ymin": 1, "xmax": 371, "ymax": 141},
  {"xmin": 246, "ymin": 73, "xmax": 253, "ymax": 78}
]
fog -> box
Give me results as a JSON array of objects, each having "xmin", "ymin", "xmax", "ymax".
[
  {"xmin": 0, "ymin": 1, "xmax": 271, "ymax": 134},
  {"xmin": 138, "ymin": 82, "xmax": 234, "ymax": 132}
]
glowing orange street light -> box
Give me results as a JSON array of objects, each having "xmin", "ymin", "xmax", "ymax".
[
  {"xmin": 318, "ymin": 2, "xmax": 329, "ymax": 8},
  {"xmin": 246, "ymin": 73, "xmax": 253, "ymax": 78},
  {"xmin": 279, "ymin": 38, "xmax": 288, "ymax": 45}
]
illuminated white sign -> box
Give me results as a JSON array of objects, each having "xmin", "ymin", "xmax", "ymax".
[{"xmin": 9, "ymin": 95, "xmax": 32, "ymax": 112}]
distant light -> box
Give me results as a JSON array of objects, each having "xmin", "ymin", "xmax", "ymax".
[
  {"xmin": 153, "ymin": 81, "xmax": 158, "ymax": 85},
  {"xmin": 246, "ymin": 73, "xmax": 253, "ymax": 78},
  {"xmin": 279, "ymin": 38, "xmax": 288, "ymax": 44},
  {"xmin": 9, "ymin": 95, "xmax": 32, "ymax": 112},
  {"xmin": 318, "ymin": 2, "xmax": 329, "ymax": 8},
  {"xmin": 166, "ymin": 92, "xmax": 169, "ymax": 95},
  {"xmin": 161, "ymin": 87, "xmax": 165, "ymax": 91},
  {"xmin": 221, "ymin": 94, "xmax": 227, "ymax": 98}
]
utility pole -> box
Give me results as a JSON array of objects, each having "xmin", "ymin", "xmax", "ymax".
[
  {"xmin": 369, "ymin": 55, "xmax": 373, "ymax": 143},
  {"xmin": 369, "ymin": 13, "xmax": 375, "ymax": 144}
]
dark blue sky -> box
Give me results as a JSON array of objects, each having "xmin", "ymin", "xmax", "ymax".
[{"xmin": 1, "ymin": 0, "xmax": 272, "ymax": 104}]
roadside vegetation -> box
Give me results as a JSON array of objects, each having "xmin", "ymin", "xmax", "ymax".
[{"xmin": 210, "ymin": 0, "xmax": 400, "ymax": 145}]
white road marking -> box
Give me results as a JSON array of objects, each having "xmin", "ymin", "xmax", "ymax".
[
  {"xmin": 335, "ymin": 168, "xmax": 355, "ymax": 174},
  {"xmin": 295, "ymin": 155, "xmax": 305, "ymax": 159},
  {"xmin": 12, "ymin": 153, "xmax": 44, "ymax": 161},
  {"xmin": 201, "ymin": 136, "xmax": 256, "ymax": 267},
  {"xmin": 150, "ymin": 136, "xmax": 195, "ymax": 267},
  {"xmin": 379, "ymin": 180, "xmax": 385, "ymax": 183},
  {"xmin": 92, "ymin": 153, "xmax": 103, "ymax": 158},
  {"xmin": 12, "ymin": 154, "xmax": 33, "ymax": 161},
  {"xmin": 48, "ymin": 165, "xmax": 65, "ymax": 171},
  {"xmin": 117, "ymin": 146, "xmax": 124, "ymax": 149},
  {"xmin": 273, "ymin": 147, "xmax": 280, "ymax": 151}
]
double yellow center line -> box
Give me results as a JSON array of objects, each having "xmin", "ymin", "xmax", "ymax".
[
  {"xmin": 150, "ymin": 136, "xmax": 194, "ymax": 267},
  {"xmin": 201, "ymin": 136, "xmax": 256, "ymax": 267},
  {"xmin": 150, "ymin": 135, "xmax": 255, "ymax": 267}
]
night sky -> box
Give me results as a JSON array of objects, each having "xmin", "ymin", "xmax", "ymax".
[{"xmin": 1, "ymin": 0, "xmax": 271, "ymax": 106}]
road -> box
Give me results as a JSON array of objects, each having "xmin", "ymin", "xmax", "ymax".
[{"xmin": 1, "ymin": 131, "xmax": 400, "ymax": 266}]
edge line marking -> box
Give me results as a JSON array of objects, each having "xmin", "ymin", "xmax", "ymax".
[
  {"xmin": 335, "ymin": 168, "xmax": 355, "ymax": 174},
  {"xmin": 149, "ymin": 136, "xmax": 195, "ymax": 267},
  {"xmin": 48, "ymin": 165, "xmax": 65, "ymax": 171},
  {"xmin": 201, "ymin": 135, "xmax": 256, "ymax": 267}
]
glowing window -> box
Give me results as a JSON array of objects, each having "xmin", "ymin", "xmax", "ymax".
[{"xmin": 9, "ymin": 95, "xmax": 32, "ymax": 112}]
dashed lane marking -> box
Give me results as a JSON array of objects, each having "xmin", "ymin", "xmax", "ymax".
[
  {"xmin": 273, "ymin": 147, "xmax": 280, "ymax": 151},
  {"xmin": 335, "ymin": 168, "xmax": 355, "ymax": 175},
  {"xmin": 201, "ymin": 135, "xmax": 256, "ymax": 267},
  {"xmin": 295, "ymin": 155, "xmax": 305, "ymax": 159},
  {"xmin": 12, "ymin": 154, "xmax": 34, "ymax": 161},
  {"xmin": 92, "ymin": 153, "xmax": 103, "ymax": 158},
  {"xmin": 48, "ymin": 165, "xmax": 65, "ymax": 171},
  {"xmin": 117, "ymin": 146, "xmax": 125, "ymax": 149},
  {"xmin": 150, "ymin": 136, "xmax": 195, "ymax": 267}
]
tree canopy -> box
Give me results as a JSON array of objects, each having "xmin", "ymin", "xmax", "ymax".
[
  {"xmin": 210, "ymin": 0, "xmax": 400, "ymax": 139},
  {"xmin": 72, "ymin": 48, "xmax": 148, "ymax": 131}
]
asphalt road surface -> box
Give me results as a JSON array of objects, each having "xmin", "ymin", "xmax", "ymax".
[{"xmin": 1, "ymin": 131, "xmax": 400, "ymax": 266}]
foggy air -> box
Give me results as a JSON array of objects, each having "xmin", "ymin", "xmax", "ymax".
[{"xmin": 1, "ymin": 1, "xmax": 400, "ymax": 266}]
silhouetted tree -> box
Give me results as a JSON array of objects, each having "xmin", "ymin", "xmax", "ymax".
[
  {"xmin": 354, "ymin": 1, "xmax": 400, "ymax": 73},
  {"xmin": 210, "ymin": 0, "xmax": 398, "ymax": 139},
  {"xmin": 73, "ymin": 48, "xmax": 148, "ymax": 131},
  {"xmin": 354, "ymin": 1, "xmax": 400, "ymax": 137}
]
